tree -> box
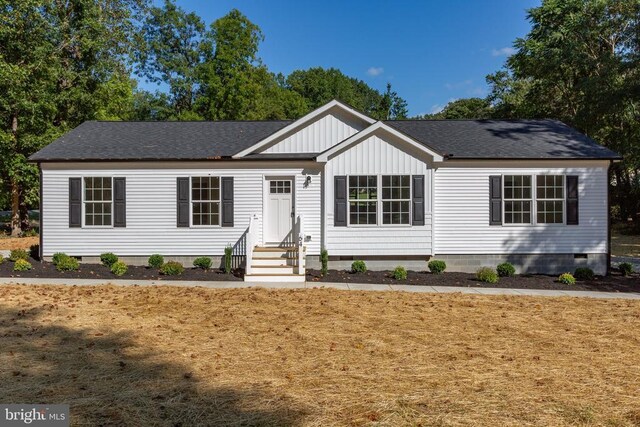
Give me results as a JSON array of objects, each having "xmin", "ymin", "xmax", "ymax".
[{"xmin": 419, "ymin": 97, "xmax": 492, "ymax": 120}]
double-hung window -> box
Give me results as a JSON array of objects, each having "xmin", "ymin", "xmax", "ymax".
[
  {"xmin": 84, "ymin": 177, "xmax": 112, "ymax": 226},
  {"xmin": 503, "ymin": 175, "xmax": 532, "ymax": 224},
  {"xmin": 536, "ymin": 175, "xmax": 564, "ymax": 224},
  {"xmin": 192, "ymin": 177, "xmax": 220, "ymax": 226},
  {"xmin": 348, "ymin": 176, "xmax": 377, "ymax": 225},
  {"xmin": 382, "ymin": 175, "xmax": 411, "ymax": 225}
]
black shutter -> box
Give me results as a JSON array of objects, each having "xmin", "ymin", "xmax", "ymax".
[
  {"xmin": 113, "ymin": 177, "xmax": 126, "ymax": 227},
  {"xmin": 334, "ymin": 176, "xmax": 347, "ymax": 227},
  {"xmin": 177, "ymin": 177, "xmax": 190, "ymax": 227},
  {"xmin": 221, "ymin": 177, "xmax": 234, "ymax": 227},
  {"xmin": 489, "ymin": 176, "xmax": 502, "ymax": 226},
  {"xmin": 412, "ymin": 175, "xmax": 425, "ymax": 226},
  {"xmin": 69, "ymin": 178, "xmax": 82, "ymax": 228},
  {"xmin": 566, "ymin": 175, "xmax": 579, "ymax": 225}
]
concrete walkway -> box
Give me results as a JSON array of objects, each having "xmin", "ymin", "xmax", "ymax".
[{"xmin": 1, "ymin": 277, "xmax": 639, "ymax": 300}]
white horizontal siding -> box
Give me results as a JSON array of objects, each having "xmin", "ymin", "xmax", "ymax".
[
  {"xmin": 324, "ymin": 132, "xmax": 434, "ymax": 256},
  {"xmin": 41, "ymin": 162, "xmax": 321, "ymax": 257},
  {"xmin": 262, "ymin": 109, "xmax": 365, "ymax": 153},
  {"xmin": 433, "ymin": 161, "xmax": 609, "ymax": 254}
]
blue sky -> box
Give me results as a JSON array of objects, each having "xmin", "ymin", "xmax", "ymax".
[{"xmin": 145, "ymin": 0, "xmax": 540, "ymax": 116}]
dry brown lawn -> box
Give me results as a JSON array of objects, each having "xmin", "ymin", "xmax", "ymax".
[
  {"xmin": 0, "ymin": 235, "xmax": 38, "ymax": 250},
  {"xmin": 1, "ymin": 285, "xmax": 639, "ymax": 426}
]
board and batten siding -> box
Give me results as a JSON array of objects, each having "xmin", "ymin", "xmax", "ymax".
[
  {"xmin": 40, "ymin": 162, "xmax": 322, "ymax": 257},
  {"xmin": 433, "ymin": 160, "xmax": 609, "ymax": 254},
  {"xmin": 324, "ymin": 132, "xmax": 434, "ymax": 256},
  {"xmin": 262, "ymin": 109, "xmax": 366, "ymax": 154}
]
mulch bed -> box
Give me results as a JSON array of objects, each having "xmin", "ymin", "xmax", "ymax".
[
  {"xmin": 0, "ymin": 258, "xmax": 242, "ymax": 281},
  {"xmin": 306, "ymin": 269, "xmax": 640, "ymax": 293}
]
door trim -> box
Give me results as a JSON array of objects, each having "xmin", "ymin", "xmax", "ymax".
[{"xmin": 263, "ymin": 175, "xmax": 295, "ymax": 247}]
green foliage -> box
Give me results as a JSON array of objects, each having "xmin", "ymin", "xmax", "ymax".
[
  {"xmin": 148, "ymin": 254, "xmax": 164, "ymax": 268},
  {"xmin": 496, "ymin": 262, "xmax": 516, "ymax": 277},
  {"xmin": 224, "ymin": 245, "xmax": 233, "ymax": 274},
  {"xmin": 193, "ymin": 256, "xmax": 212, "ymax": 269},
  {"xmin": 160, "ymin": 261, "xmax": 184, "ymax": 276},
  {"xmin": 13, "ymin": 259, "xmax": 32, "ymax": 272},
  {"xmin": 52, "ymin": 252, "xmax": 67, "ymax": 266},
  {"xmin": 558, "ymin": 273, "xmax": 576, "ymax": 285},
  {"xmin": 0, "ymin": 254, "xmax": 4, "ymax": 264},
  {"xmin": 9, "ymin": 249, "xmax": 29, "ymax": 262},
  {"xmin": 111, "ymin": 261, "xmax": 128, "ymax": 276},
  {"xmin": 100, "ymin": 252, "xmax": 119, "ymax": 268},
  {"xmin": 619, "ymin": 262, "xmax": 634, "ymax": 276},
  {"xmin": 574, "ymin": 267, "xmax": 595, "ymax": 281},
  {"xmin": 392, "ymin": 266, "xmax": 408, "ymax": 280},
  {"xmin": 320, "ymin": 249, "xmax": 329, "ymax": 276},
  {"xmin": 476, "ymin": 267, "xmax": 499, "ymax": 284},
  {"xmin": 351, "ymin": 260, "xmax": 367, "ymax": 273},
  {"xmin": 420, "ymin": 98, "xmax": 492, "ymax": 119},
  {"xmin": 428, "ymin": 260, "xmax": 446, "ymax": 274},
  {"xmin": 55, "ymin": 255, "xmax": 79, "ymax": 272}
]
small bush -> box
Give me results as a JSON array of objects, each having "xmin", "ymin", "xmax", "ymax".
[
  {"xmin": 193, "ymin": 256, "xmax": 212, "ymax": 269},
  {"xmin": 52, "ymin": 252, "xmax": 67, "ymax": 266},
  {"xmin": 476, "ymin": 267, "xmax": 499, "ymax": 284},
  {"xmin": 9, "ymin": 249, "xmax": 29, "ymax": 262},
  {"xmin": 351, "ymin": 260, "xmax": 367, "ymax": 273},
  {"xmin": 56, "ymin": 255, "xmax": 79, "ymax": 272},
  {"xmin": 393, "ymin": 266, "xmax": 408, "ymax": 280},
  {"xmin": 574, "ymin": 267, "xmax": 595, "ymax": 281},
  {"xmin": 0, "ymin": 254, "xmax": 4, "ymax": 264},
  {"xmin": 224, "ymin": 245, "xmax": 233, "ymax": 274},
  {"xmin": 428, "ymin": 260, "xmax": 446, "ymax": 274},
  {"xmin": 320, "ymin": 249, "xmax": 329, "ymax": 276},
  {"xmin": 496, "ymin": 262, "xmax": 515, "ymax": 277},
  {"xmin": 619, "ymin": 262, "xmax": 634, "ymax": 276},
  {"xmin": 160, "ymin": 261, "xmax": 184, "ymax": 276},
  {"xmin": 100, "ymin": 252, "xmax": 118, "ymax": 268},
  {"xmin": 13, "ymin": 259, "xmax": 32, "ymax": 271},
  {"xmin": 558, "ymin": 272, "xmax": 576, "ymax": 285},
  {"xmin": 111, "ymin": 261, "xmax": 128, "ymax": 276},
  {"xmin": 148, "ymin": 254, "xmax": 164, "ymax": 268}
]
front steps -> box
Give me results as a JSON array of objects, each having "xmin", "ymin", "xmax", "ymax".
[{"xmin": 244, "ymin": 246, "xmax": 305, "ymax": 283}]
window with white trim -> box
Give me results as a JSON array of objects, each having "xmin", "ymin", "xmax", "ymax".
[
  {"xmin": 192, "ymin": 177, "xmax": 220, "ymax": 226},
  {"xmin": 382, "ymin": 175, "xmax": 410, "ymax": 224},
  {"xmin": 84, "ymin": 177, "xmax": 112, "ymax": 226},
  {"xmin": 503, "ymin": 175, "xmax": 532, "ymax": 224},
  {"xmin": 348, "ymin": 175, "xmax": 377, "ymax": 225},
  {"xmin": 536, "ymin": 175, "xmax": 564, "ymax": 224}
]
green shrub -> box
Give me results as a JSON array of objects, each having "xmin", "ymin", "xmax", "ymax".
[
  {"xmin": 321, "ymin": 249, "xmax": 329, "ymax": 276},
  {"xmin": 574, "ymin": 267, "xmax": 594, "ymax": 281},
  {"xmin": 0, "ymin": 254, "xmax": 4, "ymax": 264},
  {"xmin": 428, "ymin": 260, "xmax": 446, "ymax": 274},
  {"xmin": 52, "ymin": 252, "xmax": 67, "ymax": 266},
  {"xmin": 476, "ymin": 267, "xmax": 499, "ymax": 284},
  {"xmin": 9, "ymin": 249, "xmax": 29, "ymax": 262},
  {"xmin": 148, "ymin": 254, "xmax": 164, "ymax": 268},
  {"xmin": 111, "ymin": 261, "xmax": 128, "ymax": 276},
  {"xmin": 619, "ymin": 262, "xmax": 634, "ymax": 276},
  {"xmin": 100, "ymin": 252, "xmax": 118, "ymax": 268},
  {"xmin": 13, "ymin": 259, "xmax": 32, "ymax": 271},
  {"xmin": 496, "ymin": 262, "xmax": 516, "ymax": 277},
  {"xmin": 193, "ymin": 256, "xmax": 212, "ymax": 269},
  {"xmin": 160, "ymin": 261, "xmax": 184, "ymax": 276},
  {"xmin": 56, "ymin": 255, "xmax": 79, "ymax": 272},
  {"xmin": 224, "ymin": 245, "xmax": 233, "ymax": 274},
  {"xmin": 351, "ymin": 260, "xmax": 367, "ymax": 273},
  {"xmin": 393, "ymin": 266, "xmax": 408, "ymax": 280},
  {"xmin": 558, "ymin": 272, "xmax": 576, "ymax": 285}
]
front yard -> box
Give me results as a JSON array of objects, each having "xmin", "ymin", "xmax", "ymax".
[{"xmin": 1, "ymin": 284, "xmax": 639, "ymax": 426}]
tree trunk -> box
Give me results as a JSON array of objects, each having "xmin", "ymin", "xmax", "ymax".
[{"xmin": 9, "ymin": 113, "xmax": 22, "ymax": 236}]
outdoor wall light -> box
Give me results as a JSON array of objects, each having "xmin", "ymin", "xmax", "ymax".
[{"xmin": 305, "ymin": 175, "xmax": 312, "ymax": 187}]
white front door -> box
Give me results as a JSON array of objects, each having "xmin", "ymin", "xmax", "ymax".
[{"xmin": 265, "ymin": 179, "xmax": 293, "ymax": 245}]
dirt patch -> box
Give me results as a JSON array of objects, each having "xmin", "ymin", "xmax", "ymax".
[
  {"xmin": 0, "ymin": 235, "xmax": 39, "ymax": 250},
  {"xmin": 0, "ymin": 285, "xmax": 639, "ymax": 426},
  {"xmin": 0, "ymin": 258, "xmax": 242, "ymax": 281},
  {"xmin": 307, "ymin": 269, "xmax": 640, "ymax": 293}
]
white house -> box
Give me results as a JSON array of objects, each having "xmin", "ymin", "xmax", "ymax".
[{"xmin": 30, "ymin": 100, "xmax": 621, "ymax": 281}]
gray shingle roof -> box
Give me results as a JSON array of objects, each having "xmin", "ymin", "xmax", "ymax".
[
  {"xmin": 30, "ymin": 118, "xmax": 621, "ymax": 162},
  {"xmin": 385, "ymin": 119, "xmax": 621, "ymax": 160},
  {"xmin": 29, "ymin": 120, "xmax": 291, "ymax": 161}
]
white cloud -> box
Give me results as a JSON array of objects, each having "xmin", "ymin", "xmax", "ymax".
[
  {"xmin": 491, "ymin": 47, "xmax": 517, "ymax": 57},
  {"xmin": 366, "ymin": 67, "xmax": 384, "ymax": 77},
  {"xmin": 428, "ymin": 98, "xmax": 458, "ymax": 115}
]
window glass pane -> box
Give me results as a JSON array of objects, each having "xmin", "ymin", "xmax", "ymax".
[
  {"xmin": 191, "ymin": 177, "xmax": 221, "ymax": 225},
  {"xmin": 535, "ymin": 175, "xmax": 564, "ymax": 224},
  {"xmin": 381, "ymin": 175, "xmax": 410, "ymax": 224},
  {"xmin": 84, "ymin": 177, "xmax": 112, "ymax": 226}
]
